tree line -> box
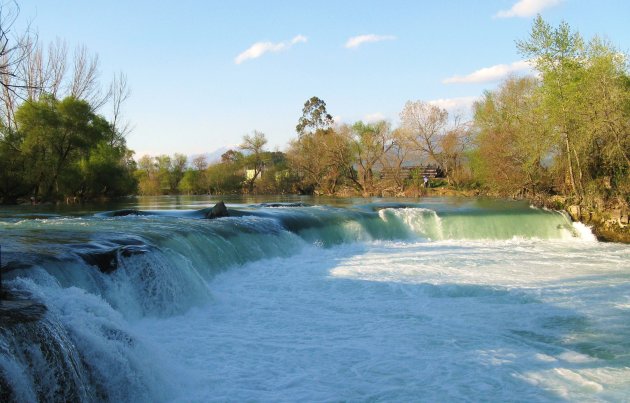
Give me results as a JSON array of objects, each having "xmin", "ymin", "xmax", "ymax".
[
  {"xmin": 1, "ymin": 9, "xmax": 627, "ymax": 209},
  {"xmin": 123, "ymin": 16, "xmax": 630, "ymax": 205}
]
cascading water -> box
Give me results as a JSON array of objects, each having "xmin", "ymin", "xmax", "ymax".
[{"xmin": 1, "ymin": 197, "xmax": 628, "ymax": 402}]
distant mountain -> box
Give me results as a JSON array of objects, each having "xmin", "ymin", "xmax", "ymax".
[{"xmin": 188, "ymin": 144, "xmax": 240, "ymax": 165}]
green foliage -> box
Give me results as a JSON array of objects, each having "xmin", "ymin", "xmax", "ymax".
[
  {"xmin": 0, "ymin": 95, "xmax": 136, "ymax": 202},
  {"xmin": 469, "ymin": 16, "xmax": 630, "ymax": 205},
  {"xmin": 240, "ymin": 131, "xmax": 268, "ymax": 193},
  {"xmin": 295, "ymin": 96, "xmax": 334, "ymax": 137},
  {"xmin": 472, "ymin": 77, "xmax": 553, "ymax": 196},
  {"xmin": 206, "ymin": 161, "xmax": 245, "ymax": 194}
]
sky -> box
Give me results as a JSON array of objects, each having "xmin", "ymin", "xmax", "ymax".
[{"xmin": 15, "ymin": 0, "xmax": 630, "ymax": 157}]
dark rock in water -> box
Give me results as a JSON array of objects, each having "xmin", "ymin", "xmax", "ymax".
[
  {"xmin": 77, "ymin": 241, "xmax": 151, "ymax": 274},
  {"xmin": 0, "ymin": 290, "xmax": 47, "ymax": 326},
  {"xmin": 205, "ymin": 201, "xmax": 229, "ymax": 219},
  {"xmin": 260, "ymin": 202, "xmax": 310, "ymax": 208},
  {"xmin": 78, "ymin": 249, "xmax": 119, "ymax": 274},
  {"xmin": 0, "ymin": 299, "xmax": 48, "ymax": 325},
  {"xmin": 120, "ymin": 244, "xmax": 149, "ymax": 257},
  {"xmin": 1, "ymin": 260, "xmax": 33, "ymax": 273},
  {"xmin": 111, "ymin": 208, "xmax": 141, "ymax": 217}
]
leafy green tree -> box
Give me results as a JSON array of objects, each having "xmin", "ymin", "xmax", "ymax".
[
  {"xmin": 179, "ymin": 156, "xmax": 209, "ymax": 195},
  {"xmin": 0, "ymin": 127, "xmax": 29, "ymax": 203},
  {"xmin": 16, "ymin": 96, "xmax": 114, "ymax": 199},
  {"xmin": 578, "ymin": 38, "xmax": 630, "ymax": 198},
  {"xmin": 472, "ymin": 76, "xmax": 553, "ymax": 196},
  {"xmin": 77, "ymin": 142, "xmax": 136, "ymax": 198},
  {"xmin": 221, "ymin": 149, "xmax": 243, "ymax": 164},
  {"xmin": 517, "ymin": 15, "xmax": 586, "ymax": 198},
  {"xmin": 206, "ymin": 161, "xmax": 245, "ymax": 194},
  {"xmin": 296, "ymin": 96, "xmax": 334, "ymax": 137},
  {"xmin": 135, "ymin": 155, "xmax": 160, "ymax": 195},
  {"xmin": 348, "ymin": 120, "xmax": 394, "ymax": 195},
  {"xmin": 240, "ymin": 131, "xmax": 268, "ymax": 193},
  {"xmin": 517, "ymin": 16, "xmax": 630, "ymax": 203}
]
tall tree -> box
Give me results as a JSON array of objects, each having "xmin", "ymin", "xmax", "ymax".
[
  {"xmin": 399, "ymin": 100, "xmax": 448, "ymax": 172},
  {"xmin": 296, "ymin": 96, "xmax": 334, "ymax": 137},
  {"xmin": 517, "ymin": 15, "xmax": 586, "ymax": 198},
  {"xmin": 240, "ymin": 131, "xmax": 268, "ymax": 192},
  {"xmin": 348, "ymin": 120, "xmax": 394, "ymax": 195},
  {"xmin": 472, "ymin": 76, "xmax": 552, "ymax": 196}
]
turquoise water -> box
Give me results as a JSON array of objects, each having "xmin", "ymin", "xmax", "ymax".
[{"xmin": 1, "ymin": 197, "xmax": 629, "ymax": 401}]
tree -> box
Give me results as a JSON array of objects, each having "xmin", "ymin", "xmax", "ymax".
[
  {"xmin": 0, "ymin": 5, "xmax": 137, "ymax": 203},
  {"xmin": 517, "ymin": 16, "xmax": 630, "ymax": 203},
  {"xmin": 221, "ymin": 149, "xmax": 243, "ymax": 164},
  {"xmin": 289, "ymin": 97, "xmax": 357, "ymax": 195},
  {"xmin": 206, "ymin": 161, "xmax": 245, "ymax": 194},
  {"xmin": 17, "ymin": 96, "xmax": 107, "ymax": 198},
  {"xmin": 287, "ymin": 127, "xmax": 354, "ymax": 195},
  {"xmin": 472, "ymin": 76, "xmax": 552, "ymax": 196},
  {"xmin": 399, "ymin": 100, "xmax": 448, "ymax": 172},
  {"xmin": 169, "ymin": 153, "xmax": 188, "ymax": 193},
  {"xmin": 379, "ymin": 127, "xmax": 416, "ymax": 194},
  {"xmin": 240, "ymin": 131, "xmax": 267, "ymax": 193},
  {"xmin": 439, "ymin": 118, "xmax": 473, "ymax": 186},
  {"xmin": 0, "ymin": 2, "xmax": 32, "ymax": 131},
  {"xmin": 135, "ymin": 155, "xmax": 160, "ymax": 195},
  {"xmin": 348, "ymin": 120, "xmax": 394, "ymax": 195},
  {"xmin": 578, "ymin": 37, "xmax": 630, "ymax": 198},
  {"xmin": 296, "ymin": 96, "xmax": 334, "ymax": 137},
  {"xmin": 517, "ymin": 15, "xmax": 586, "ymax": 198}
]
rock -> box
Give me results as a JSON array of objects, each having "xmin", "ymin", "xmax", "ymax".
[
  {"xmin": 260, "ymin": 202, "xmax": 309, "ymax": 208},
  {"xmin": 78, "ymin": 249, "xmax": 118, "ymax": 274},
  {"xmin": 120, "ymin": 245, "xmax": 149, "ymax": 257},
  {"xmin": 0, "ymin": 290, "xmax": 47, "ymax": 325},
  {"xmin": 111, "ymin": 209, "xmax": 141, "ymax": 217},
  {"xmin": 566, "ymin": 205, "xmax": 581, "ymax": 221},
  {"xmin": 592, "ymin": 222, "xmax": 630, "ymax": 243},
  {"xmin": 205, "ymin": 201, "xmax": 229, "ymax": 219}
]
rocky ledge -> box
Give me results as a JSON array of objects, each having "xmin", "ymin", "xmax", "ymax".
[
  {"xmin": 565, "ymin": 204, "xmax": 630, "ymax": 243},
  {"xmin": 0, "ymin": 290, "xmax": 47, "ymax": 326}
]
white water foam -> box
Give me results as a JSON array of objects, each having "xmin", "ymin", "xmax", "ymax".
[
  {"xmin": 572, "ymin": 222, "xmax": 598, "ymax": 242},
  {"xmin": 132, "ymin": 238, "xmax": 630, "ymax": 402}
]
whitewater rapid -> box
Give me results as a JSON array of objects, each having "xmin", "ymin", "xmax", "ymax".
[
  {"xmin": 134, "ymin": 238, "xmax": 630, "ymax": 402},
  {"xmin": 1, "ymin": 198, "xmax": 629, "ymax": 402}
]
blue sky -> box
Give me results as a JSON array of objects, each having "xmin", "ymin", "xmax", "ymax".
[{"xmin": 17, "ymin": 0, "xmax": 630, "ymax": 157}]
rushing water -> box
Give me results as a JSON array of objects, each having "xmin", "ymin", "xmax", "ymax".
[{"xmin": 1, "ymin": 196, "xmax": 629, "ymax": 402}]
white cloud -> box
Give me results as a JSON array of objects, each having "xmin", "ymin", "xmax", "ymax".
[
  {"xmin": 345, "ymin": 34, "xmax": 396, "ymax": 49},
  {"xmin": 363, "ymin": 112, "xmax": 386, "ymax": 123},
  {"xmin": 443, "ymin": 60, "xmax": 533, "ymax": 84},
  {"xmin": 235, "ymin": 35, "xmax": 307, "ymax": 64},
  {"xmin": 494, "ymin": 0, "xmax": 562, "ymax": 18},
  {"xmin": 428, "ymin": 96, "xmax": 478, "ymax": 113}
]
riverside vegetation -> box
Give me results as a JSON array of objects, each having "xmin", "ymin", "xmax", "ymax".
[{"xmin": 1, "ymin": 13, "xmax": 628, "ymax": 241}]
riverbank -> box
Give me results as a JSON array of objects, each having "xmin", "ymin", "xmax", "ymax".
[{"xmin": 512, "ymin": 194, "xmax": 629, "ymax": 244}]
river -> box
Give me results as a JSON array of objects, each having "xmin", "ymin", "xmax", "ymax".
[{"xmin": 1, "ymin": 196, "xmax": 629, "ymax": 402}]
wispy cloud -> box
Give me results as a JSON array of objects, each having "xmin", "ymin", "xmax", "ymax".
[
  {"xmin": 443, "ymin": 60, "xmax": 533, "ymax": 84},
  {"xmin": 363, "ymin": 112, "xmax": 386, "ymax": 123},
  {"xmin": 494, "ymin": 0, "xmax": 562, "ymax": 18},
  {"xmin": 428, "ymin": 97, "xmax": 478, "ymax": 113},
  {"xmin": 345, "ymin": 34, "xmax": 396, "ymax": 49},
  {"xmin": 235, "ymin": 35, "xmax": 307, "ymax": 64}
]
